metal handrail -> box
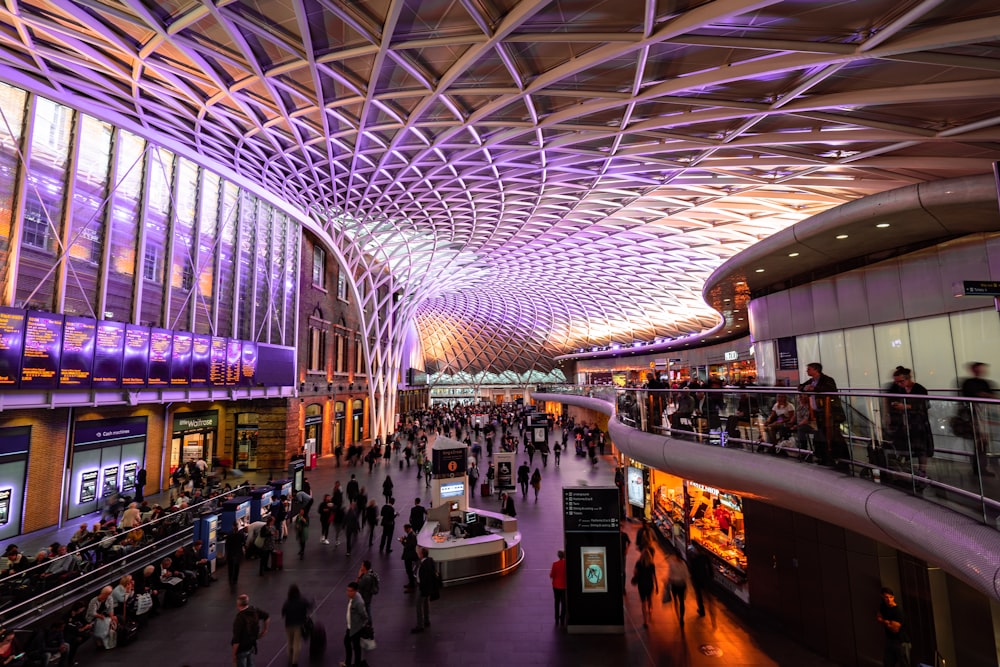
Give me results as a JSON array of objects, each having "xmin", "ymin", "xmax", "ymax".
[{"xmin": 0, "ymin": 484, "xmax": 249, "ymax": 628}]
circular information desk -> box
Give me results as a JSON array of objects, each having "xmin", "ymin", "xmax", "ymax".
[{"xmin": 416, "ymin": 507, "xmax": 523, "ymax": 585}]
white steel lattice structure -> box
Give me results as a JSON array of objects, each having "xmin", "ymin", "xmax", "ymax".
[{"xmin": 0, "ymin": 1, "xmax": 998, "ymax": 434}]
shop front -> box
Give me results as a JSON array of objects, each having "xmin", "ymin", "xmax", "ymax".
[
  {"xmin": 648, "ymin": 469, "xmax": 749, "ymax": 603},
  {"xmin": 333, "ymin": 402, "xmax": 346, "ymax": 450},
  {"xmin": 170, "ymin": 410, "xmax": 218, "ymax": 473},
  {"xmin": 235, "ymin": 413, "xmax": 259, "ymax": 471},
  {"xmin": 67, "ymin": 416, "xmax": 147, "ymax": 520},
  {"xmin": 351, "ymin": 399, "xmax": 364, "ymax": 443},
  {"xmin": 304, "ymin": 404, "xmax": 323, "ymax": 458}
]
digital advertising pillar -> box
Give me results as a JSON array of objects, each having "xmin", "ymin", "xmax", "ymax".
[
  {"xmin": 562, "ymin": 486, "xmax": 624, "ymax": 633},
  {"xmin": 431, "ymin": 436, "xmax": 468, "ymax": 511}
]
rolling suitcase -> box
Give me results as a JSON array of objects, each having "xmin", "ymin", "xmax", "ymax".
[
  {"xmin": 308, "ymin": 622, "xmax": 327, "ymax": 661},
  {"xmin": 272, "ymin": 549, "xmax": 284, "ymax": 570},
  {"xmin": 117, "ymin": 619, "xmax": 140, "ymax": 646},
  {"xmin": 480, "ymin": 483, "xmax": 490, "ymax": 497}
]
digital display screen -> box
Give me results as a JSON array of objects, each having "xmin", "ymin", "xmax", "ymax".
[
  {"xmin": 209, "ymin": 336, "xmax": 227, "ymax": 386},
  {"xmin": 190, "ymin": 334, "xmax": 211, "ymax": 386},
  {"xmin": 627, "ymin": 466, "xmax": 645, "ymax": 508},
  {"xmin": 79, "ymin": 471, "xmax": 98, "ymax": 503},
  {"xmin": 146, "ymin": 328, "xmax": 173, "ymax": 386},
  {"xmin": 92, "ymin": 321, "xmax": 125, "ymax": 387},
  {"xmin": 170, "ymin": 331, "xmax": 192, "ymax": 385},
  {"xmin": 122, "ymin": 462, "xmax": 137, "ymax": 490},
  {"xmin": 121, "ymin": 325, "xmax": 150, "ymax": 386},
  {"xmin": 464, "ymin": 511, "xmax": 478, "ymax": 525},
  {"xmin": 226, "ymin": 339, "xmax": 241, "ymax": 385},
  {"xmin": 0, "ymin": 307, "xmax": 25, "ymax": 387},
  {"xmin": 240, "ymin": 341, "xmax": 257, "ymax": 387},
  {"xmin": 20, "ymin": 312, "xmax": 64, "ymax": 389},
  {"xmin": 60, "ymin": 316, "xmax": 96, "ymax": 388},
  {"xmin": 440, "ymin": 481, "xmax": 465, "ymax": 498},
  {"xmin": 102, "ymin": 466, "xmax": 119, "ymax": 497}
]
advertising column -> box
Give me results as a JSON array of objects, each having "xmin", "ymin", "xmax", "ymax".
[{"xmin": 562, "ymin": 486, "xmax": 624, "ymax": 633}]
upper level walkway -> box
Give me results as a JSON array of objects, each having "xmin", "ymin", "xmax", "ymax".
[{"xmin": 535, "ymin": 385, "xmax": 1000, "ymax": 601}]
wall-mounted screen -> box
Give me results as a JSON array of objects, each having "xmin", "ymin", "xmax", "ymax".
[
  {"xmin": 60, "ymin": 316, "xmax": 96, "ymax": 388},
  {"xmin": 102, "ymin": 465, "xmax": 119, "ymax": 497},
  {"xmin": 121, "ymin": 325, "xmax": 150, "ymax": 386},
  {"xmin": 147, "ymin": 328, "xmax": 173, "ymax": 387},
  {"xmin": 440, "ymin": 481, "xmax": 465, "ymax": 498},
  {"xmin": 190, "ymin": 334, "xmax": 211, "ymax": 386},
  {"xmin": 0, "ymin": 488, "xmax": 10, "ymax": 525},
  {"xmin": 240, "ymin": 341, "xmax": 257, "ymax": 387},
  {"xmin": 226, "ymin": 339, "xmax": 241, "ymax": 385},
  {"xmin": 170, "ymin": 331, "xmax": 192, "ymax": 385},
  {"xmin": 79, "ymin": 470, "xmax": 98, "ymax": 503},
  {"xmin": 0, "ymin": 307, "xmax": 26, "ymax": 387},
  {"xmin": 209, "ymin": 336, "xmax": 227, "ymax": 386},
  {"xmin": 92, "ymin": 321, "xmax": 125, "ymax": 388},
  {"xmin": 21, "ymin": 312, "xmax": 64, "ymax": 389},
  {"xmin": 122, "ymin": 461, "xmax": 137, "ymax": 491}
]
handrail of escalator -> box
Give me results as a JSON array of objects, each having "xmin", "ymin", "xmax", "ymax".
[{"xmin": 0, "ymin": 483, "xmax": 250, "ymax": 628}]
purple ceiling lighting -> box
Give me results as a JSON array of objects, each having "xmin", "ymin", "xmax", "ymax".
[{"xmin": 0, "ymin": 1, "xmax": 995, "ymax": 416}]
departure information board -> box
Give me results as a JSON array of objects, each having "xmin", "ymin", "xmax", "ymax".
[
  {"xmin": 0, "ymin": 307, "xmax": 25, "ymax": 387},
  {"xmin": 121, "ymin": 325, "xmax": 150, "ymax": 387},
  {"xmin": 60, "ymin": 317, "xmax": 96, "ymax": 388},
  {"xmin": 20, "ymin": 312, "xmax": 63, "ymax": 389},
  {"xmin": 226, "ymin": 339, "xmax": 241, "ymax": 385},
  {"xmin": 190, "ymin": 334, "xmax": 211, "ymax": 386},
  {"xmin": 92, "ymin": 321, "xmax": 125, "ymax": 388},
  {"xmin": 171, "ymin": 332, "xmax": 192, "ymax": 385},
  {"xmin": 209, "ymin": 336, "xmax": 227, "ymax": 386},
  {"xmin": 147, "ymin": 328, "xmax": 173, "ymax": 387},
  {"xmin": 240, "ymin": 341, "xmax": 257, "ymax": 387}
]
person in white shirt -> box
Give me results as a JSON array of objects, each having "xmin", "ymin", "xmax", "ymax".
[{"xmin": 764, "ymin": 394, "xmax": 796, "ymax": 443}]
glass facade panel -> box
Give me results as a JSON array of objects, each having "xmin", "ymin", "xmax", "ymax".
[
  {"xmin": 195, "ymin": 171, "xmax": 219, "ymax": 334},
  {"xmin": 141, "ymin": 147, "xmax": 173, "ymax": 327},
  {"xmin": 269, "ymin": 212, "xmax": 284, "ymax": 344},
  {"xmin": 949, "ymin": 309, "xmax": 1000, "ymax": 379},
  {"xmin": 64, "ymin": 114, "xmax": 112, "ymax": 318},
  {"xmin": 0, "ymin": 84, "xmax": 26, "ymax": 300},
  {"xmin": 236, "ymin": 192, "xmax": 256, "ymax": 340},
  {"xmin": 168, "ymin": 158, "xmax": 198, "ymax": 329},
  {"xmin": 872, "ymin": 321, "xmax": 912, "ymax": 380},
  {"xmin": 843, "ymin": 326, "xmax": 878, "ymax": 389},
  {"xmin": 216, "ymin": 180, "xmax": 238, "ymax": 337},
  {"xmin": 284, "ymin": 222, "xmax": 298, "ymax": 346},
  {"xmin": 254, "ymin": 202, "xmax": 272, "ymax": 342},
  {"xmin": 105, "ymin": 130, "xmax": 145, "ymax": 321},
  {"xmin": 17, "ymin": 97, "xmax": 73, "ymax": 311}
]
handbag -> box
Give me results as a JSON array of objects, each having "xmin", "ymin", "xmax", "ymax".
[
  {"xmin": 360, "ymin": 637, "xmax": 377, "ymax": 651},
  {"xmin": 302, "ymin": 615, "xmax": 314, "ymax": 639},
  {"xmin": 359, "ymin": 623, "xmax": 374, "ymax": 640},
  {"xmin": 134, "ymin": 592, "xmax": 153, "ymax": 615}
]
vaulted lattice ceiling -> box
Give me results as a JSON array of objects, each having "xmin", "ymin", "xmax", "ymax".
[{"xmin": 1, "ymin": 0, "xmax": 999, "ymax": 375}]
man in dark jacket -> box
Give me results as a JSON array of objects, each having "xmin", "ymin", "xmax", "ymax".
[
  {"xmin": 232, "ymin": 594, "xmax": 269, "ymax": 667},
  {"xmin": 379, "ymin": 498, "xmax": 398, "ymax": 553},
  {"xmin": 400, "ymin": 524, "xmax": 418, "ymax": 590},
  {"xmin": 408, "ymin": 498, "xmax": 426, "ymax": 533},
  {"xmin": 799, "ymin": 362, "xmax": 846, "ymax": 466},
  {"xmin": 412, "ymin": 547, "xmax": 439, "ymax": 633},
  {"xmin": 225, "ymin": 527, "xmax": 245, "ymax": 587}
]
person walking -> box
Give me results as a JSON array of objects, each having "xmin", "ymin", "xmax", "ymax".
[
  {"xmin": 342, "ymin": 582, "xmax": 368, "ymax": 667},
  {"xmin": 500, "ymin": 491, "xmax": 516, "ymax": 517},
  {"xmin": 960, "ymin": 362, "xmax": 996, "ymax": 477},
  {"xmin": 343, "ymin": 501, "xmax": 360, "ymax": 558},
  {"xmin": 517, "ymin": 461, "xmax": 530, "ymax": 499},
  {"xmin": 381, "ymin": 475, "xmax": 394, "ymax": 504},
  {"xmin": 886, "ymin": 366, "xmax": 934, "ymax": 482},
  {"xmin": 379, "ymin": 498, "xmax": 398, "ymax": 553},
  {"xmin": 225, "ymin": 526, "xmax": 245, "ymax": 587},
  {"xmin": 318, "ymin": 494, "xmax": 334, "ymax": 545},
  {"xmin": 530, "ymin": 468, "xmax": 542, "ymax": 502},
  {"xmin": 687, "ymin": 546, "xmax": 712, "ymax": 617},
  {"xmin": 412, "ymin": 547, "xmax": 440, "ymax": 633},
  {"xmin": 257, "ymin": 516, "xmax": 276, "ymax": 575},
  {"xmin": 877, "ymin": 587, "xmax": 911, "ymax": 667},
  {"xmin": 468, "ymin": 463, "xmax": 479, "ymax": 497},
  {"xmin": 231, "ymin": 594, "xmax": 269, "ymax": 667},
  {"xmin": 549, "ymin": 550, "xmax": 567, "ymax": 626},
  {"xmin": 408, "ymin": 498, "xmax": 427, "ymax": 533},
  {"xmin": 553, "ymin": 442, "xmax": 561, "ymax": 467},
  {"xmin": 356, "ymin": 560, "xmax": 379, "ymax": 622},
  {"xmin": 364, "ymin": 499, "xmax": 379, "ymax": 547},
  {"xmin": 632, "ymin": 548, "xmax": 658, "ymax": 628},
  {"xmin": 665, "ymin": 551, "xmax": 690, "ymax": 628},
  {"xmin": 401, "ymin": 524, "xmax": 418, "ymax": 590},
  {"xmin": 798, "ymin": 362, "xmax": 847, "ymax": 467},
  {"xmin": 292, "ymin": 508, "xmax": 309, "ymax": 559},
  {"xmin": 281, "ymin": 584, "xmax": 311, "ymax": 667}
]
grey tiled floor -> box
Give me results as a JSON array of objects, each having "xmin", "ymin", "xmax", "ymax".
[{"xmin": 52, "ymin": 430, "xmax": 840, "ymax": 666}]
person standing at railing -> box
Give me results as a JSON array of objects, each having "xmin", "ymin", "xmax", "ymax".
[
  {"xmin": 886, "ymin": 367, "xmax": 934, "ymax": 483},
  {"xmin": 960, "ymin": 362, "xmax": 997, "ymax": 478},
  {"xmin": 798, "ymin": 362, "xmax": 847, "ymax": 467}
]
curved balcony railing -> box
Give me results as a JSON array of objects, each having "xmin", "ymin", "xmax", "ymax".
[{"xmin": 537, "ymin": 384, "xmax": 1000, "ymax": 529}]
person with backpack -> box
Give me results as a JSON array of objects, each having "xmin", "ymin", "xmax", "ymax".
[
  {"xmin": 231, "ymin": 594, "xmax": 269, "ymax": 667},
  {"xmin": 356, "ymin": 560, "xmax": 380, "ymax": 622}
]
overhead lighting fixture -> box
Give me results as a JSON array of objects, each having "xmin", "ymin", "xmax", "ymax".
[
  {"xmin": 755, "ymin": 268, "xmax": 765, "ymax": 273},
  {"xmin": 836, "ymin": 234, "xmax": 849, "ymax": 239},
  {"xmin": 788, "ymin": 252, "xmax": 800, "ymax": 257},
  {"xmin": 876, "ymin": 223, "xmax": 890, "ymax": 228}
]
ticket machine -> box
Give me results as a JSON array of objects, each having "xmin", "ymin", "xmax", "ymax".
[
  {"xmin": 250, "ymin": 487, "xmax": 274, "ymax": 522},
  {"xmin": 193, "ymin": 512, "xmax": 219, "ymax": 571},
  {"xmin": 220, "ymin": 495, "xmax": 251, "ymax": 535},
  {"xmin": 271, "ymin": 479, "xmax": 292, "ymax": 501}
]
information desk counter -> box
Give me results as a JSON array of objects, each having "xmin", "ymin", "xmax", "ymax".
[{"xmin": 416, "ymin": 507, "xmax": 523, "ymax": 585}]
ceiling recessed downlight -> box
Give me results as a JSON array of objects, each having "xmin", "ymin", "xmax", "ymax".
[
  {"xmin": 876, "ymin": 223, "xmax": 890, "ymax": 228},
  {"xmin": 836, "ymin": 234, "xmax": 849, "ymax": 239},
  {"xmin": 788, "ymin": 252, "xmax": 800, "ymax": 257}
]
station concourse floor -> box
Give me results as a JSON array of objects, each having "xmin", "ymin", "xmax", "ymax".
[{"xmin": 46, "ymin": 433, "xmax": 838, "ymax": 667}]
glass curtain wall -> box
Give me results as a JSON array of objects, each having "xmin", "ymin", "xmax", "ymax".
[{"xmin": 0, "ymin": 81, "xmax": 299, "ymax": 345}]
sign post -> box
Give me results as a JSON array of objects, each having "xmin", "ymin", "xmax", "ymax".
[{"xmin": 562, "ymin": 486, "xmax": 624, "ymax": 633}]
